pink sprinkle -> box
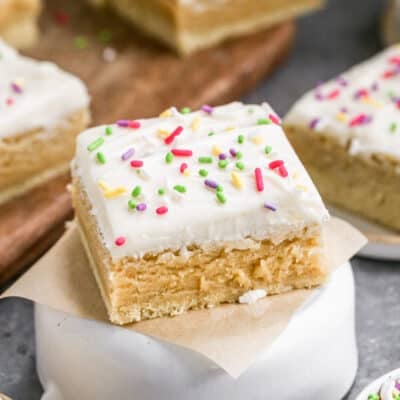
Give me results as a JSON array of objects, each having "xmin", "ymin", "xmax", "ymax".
[
  {"xmin": 389, "ymin": 56, "xmax": 400, "ymax": 64},
  {"xmin": 128, "ymin": 120, "xmax": 141, "ymax": 129},
  {"xmin": 327, "ymin": 89, "xmax": 340, "ymax": 99},
  {"xmin": 5, "ymin": 98, "xmax": 13, "ymax": 106},
  {"xmin": 156, "ymin": 206, "xmax": 168, "ymax": 215},
  {"xmin": 382, "ymin": 69, "xmax": 397, "ymax": 79},
  {"xmin": 121, "ymin": 148, "xmax": 135, "ymax": 161},
  {"xmin": 349, "ymin": 114, "xmax": 368, "ymax": 127},
  {"xmin": 278, "ymin": 165, "xmax": 288, "ymax": 178},
  {"xmin": 180, "ymin": 162, "xmax": 188, "ymax": 173},
  {"xmin": 115, "ymin": 236, "xmax": 126, "ymax": 246},
  {"xmin": 201, "ymin": 104, "xmax": 213, "ymax": 114},
  {"xmin": 130, "ymin": 160, "xmax": 143, "ymax": 168},
  {"xmin": 164, "ymin": 126, "xmax": 183, "ymax": 145},
  {"xmin": 136, "ymin": 203, "xmax": 147, "ymax": 212},
  {"xmin": 171, "ymin": 148, "xmax": 192, "ymax": 157},
  {"xmin": 269, "ymin": 113, "xmax": 281, "ymax": 125},
  {"xmin": 269, "ymin": 160, "xmax": 284, "ymax": 169},
  {"xmin": 254, "ymin": 168, "xmax": 264, "ymax": 192}
]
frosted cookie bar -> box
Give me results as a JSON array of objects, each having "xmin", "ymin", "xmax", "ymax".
[
  {"xmin": 0, "ymin": 0, "xmax": 41, "ymax": 48},
  {"xmin": 0, "ymin": 40, "xmax": 90, "ymax": 204},
  {"xmin": 72, "ymin": 102, "xmax": 329, "ymax": 325},
  {"xmin": 88, "ymin": 0, "xmax": 323, "ymax": 54},
  {"xmin": 284, "ymin": 46, "xmax": 400, "ymax": 231}
]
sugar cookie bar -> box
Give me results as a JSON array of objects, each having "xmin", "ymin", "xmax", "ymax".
[
  {"xmin": 88, "ymin": 0, "xmax": 323, "ymax": 54},
  {"xmin": 72, "ymin": 102, "xmax": 329, "ymax": 325},
  {"xmin": 284, "ymin": 46, "xmax": 400, "ymax": 231},
  {"xmin": 0, "ymin": 40, "xmax": 90, "ymax": 204},
  {"xmin": 0, "ymin": 0, "xmax": 41, "ymax": 48}
]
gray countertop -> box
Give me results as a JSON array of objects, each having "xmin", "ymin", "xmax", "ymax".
[{"xmin": 1, "ymin": 0, "xmax": 400, "ymax": 398}]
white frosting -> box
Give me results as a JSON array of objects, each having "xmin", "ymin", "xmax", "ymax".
[
  {"xmin": 285, "ymin": 45, "xmax": 400, "ymax": 161},
  {"xmin": 73, "ymin": 102, "xmax": 329, "ymax": 259},
  {"xmin": 0, "ymin": 40, "xmax": 89, "ymax": 138},
  {"xmin": 238, "ymin": 289, "xmax": 267, "ymax": 304}
]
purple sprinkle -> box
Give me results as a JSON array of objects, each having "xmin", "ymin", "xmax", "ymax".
[
  {"xmin": 340, "ymin": 107, "xmax": 348, "ymax": 113},
  {"xmin": 219, "ymin": 153, "xmax": 227, "ymax": 160},
  {"xmin": 121, "ymin": 148, "xmax": 135, "ymax": 161},
  {"xmin": 395, "ymin": 381, "xmax": 400, "ymax": 391},
  {"xmin": 264, "ymin": 203, "xmax": 277, "ymax": 212},
  {"xmin": 204, "ymin": 179, "xmax": 218, "ymax": 189},
  {"xmin": 314, "ymin": 92, "xmax": 324, "ymax": 101},
  {"xmin": 11, "ymin": 82, "xmax": 22, "ymax": 94},
  {"xmin": 229, "ymin": 148, "xmax": 237, "ymax": 157},
  {"xmin": 309, "ymin": 118, "xmax": 320, "ymax": 130},
  {"xmin": 136, "ymin": 203, "xmax": 147, "ymax": 212},
  {"xmin": 371, "ymin": 82, "xmax": 379, "ymax": 91},
  {"xmin": 201, "ymin": 104, "xmax": 213, "ymax": 114},
  {"xmin": 116, "ymin": 120, "xmax": 129, "ymax": 127},
  {"xmin": 336, "ymin": 76, "xmax": 348, "ymax": 87},
  {"xmin": 362, "ymin": 115, "xmax": 373, "ymax": 124}
]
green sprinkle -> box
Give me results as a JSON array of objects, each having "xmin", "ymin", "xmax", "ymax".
[
  {"xmin": 257, "ymin": 118, "xmax": 271, "ymax": 125},
  {"xmin": 218, "ymin": 160, "xmax": 228, "ymax": 169},
  {"xmin": 131, "ymin": 186, "xmax": 142, "ymax": 197},
  {"xmin": 198, "ymin": 169, "xmax": 208, "ymax": 177},
  {"xmin": 98, "ymin": 29, "xmax": 112, "ymax": 44},
  {"xmin": 74, "ymin": 35, "xmax": 88, "ymax": 49},
  {"xmin": 180, "ymin": 107, "xmax": 191, "ymax": 114},
  {"xmin": 390, "ymin": 122, "xmax": 397, "ymax": 133},
  {"xmin": 236, "ymin": 161, "xmax": 245, "ymax": 170},
  {"xmin": 165, "ymin": 152, "xmax": 174, "ymax": 164},
  {"xmin": 216, "ymin": 191, "xmax": 226, "ymax": 204},
  {"xmin": 216, "ymin": 185, "xmax": 224, "ymax": 192},
  {"xmin": 238, "ymin": 134, "xmax": 244, "ymax": 144},
  {"xmin": 174, "ymin": 185, "xmax": 186, "ymax": 193},
  {"xmin": 367, "ymin": 395, "xmax": 379, "ymax": 400},
  {"xmin": 96, "ymin": 152, "xmax": 106, "ymax": 164},
  {"xmin": 208, "ymin": 131, "xmax": 215, "ymax": 136},
  {"xmin": 87, "ymin": 137, "xmax": 104, "ymax": 152},
  {"xmin": 105, "ymin": 126, "xmax": 113, "ymax": 135},
  {"xmin": 128, "ymin": 200, "xmax": 136, "ymax": 209},
  {"xmin": 198, "ymin": 156, "xmax": 213, "ymax": 164},
  {"xmin": 236, "ymin": 151, "xmax": 243, "ymax": 160},
  {"xmin": 158, "ymin": 188, "xmax": 165, "ymax": 195},
  {"xmin": 264, "ymin": 145, "xmax": 272, "ymax": 154}
]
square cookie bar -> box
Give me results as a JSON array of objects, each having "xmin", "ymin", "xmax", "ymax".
[
  {"xmin": 284, "ymin": 46, "xmax": 400, "ymax": 231},
  {"xmin": 72, "ymin": 102, "xmax": 329, "ymax": 325},
  {"xmin": 0, "ymin": 0, "xmax": 41, "ymax": 48},
  {"xmin": 88, "ymin": 0, "xmax": 323, "ymax": 54},
  {"xmin": 0, "ymin": 40, "xmax": 90, "ymax": 204}
]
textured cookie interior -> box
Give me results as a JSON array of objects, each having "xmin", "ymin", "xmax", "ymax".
[
  {"xmin": 285, "ymin": 125, "xmax": 400, "ymax": 232},
  {"xmin": 73, "ymin": 176, "xmax": 328, "ymax": 325},
  {"xmin": 0, "ymin": 109, "xmax": 89, "ymax": 204}
]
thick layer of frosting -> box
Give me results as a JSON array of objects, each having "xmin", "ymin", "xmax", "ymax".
[
  {"xmin": 73, "ymin": 102, "xmax": 329, "ymax": 259},
  {"xmin": 285, "ymin": 45, "xmax": 400, "ymax": 161},
  {"xmin": 0, "ymin": 40, "xmax": 89, "ymax": 138}
]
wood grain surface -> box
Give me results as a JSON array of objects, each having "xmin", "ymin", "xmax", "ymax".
[{"xmin": 0, "ymin": 0, "xmax": 295, "ymax": 285}]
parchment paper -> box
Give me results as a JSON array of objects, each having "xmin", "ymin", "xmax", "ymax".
[{"xmin": 1, "ymin": 218, "xmax": 366, "ymax": 378}]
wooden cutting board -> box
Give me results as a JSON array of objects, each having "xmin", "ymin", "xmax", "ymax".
[{"xmin": 0, "ymin": 0, "xmax": 295, "ymax": 286}]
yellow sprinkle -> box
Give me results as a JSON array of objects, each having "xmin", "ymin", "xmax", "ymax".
[
  {"xmin": 159, "ymin": 108, "xmax": 172, "ymax": 118},
  {"xmin": 296, "ymin": 185, "xmax": 309, "ymax": 192},
  {"xmin": 231, "ymin": 172, "xmax": 243, "ymax": 189},
  {"xmin": 183, "ymin": 169, "xmax": 191, "ymax": 177},
  {"xmin": 336, "ymin": 112, "xmax": 348, "ymax": 122},
  {"xmin": 361, "ymin": 97, "xmax": 383, "ymax": 108},
  {"xmin": 224, "ymin": 126, "xmax": 236, "ymax": 132},
  {"xmin": 191, "ymin": 116, "xmax": 201, "ymax": 131},
  {"xmin": 98, "ymin": 180, "xmax": 110, "ymax": 192},
  {"xmin": 212, "ymin": 145, "xmax": 222, "ymax": 156},
  {"xmin": 292, "ymin": 171, "xmax": 299, "ymax": 180},
  {"xmin": 157, "ymin": 128, "xmax": 169, "ymax": 138},
  {"xmin": 104, "ymin": 187, "xmax": 127, "ymax": 199},
  {"xmin": 251, "ymin": 135, "xmax": 264, "ymax": 145},
  {"xmin": 98, "ymin": 181, "xmax": 127, "ymax": 198}
]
